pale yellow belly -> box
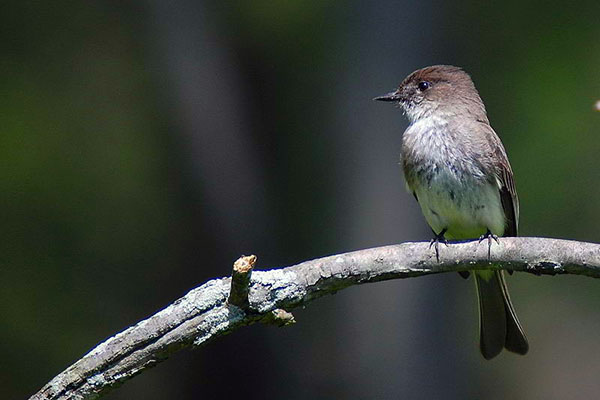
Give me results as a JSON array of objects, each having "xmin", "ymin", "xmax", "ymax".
[{"xmin": 413, "ymin": 180, "xmax": 505, "ymax": 240}]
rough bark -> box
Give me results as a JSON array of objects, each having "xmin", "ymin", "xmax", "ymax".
[{"xmin": 30, "ymin": 237, "xmax": 600, "ymax": 400}]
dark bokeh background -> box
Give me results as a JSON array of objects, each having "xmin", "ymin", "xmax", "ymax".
[{"xmin": 3, "ymin": 1, "xmax": 600, "ymax": 399}]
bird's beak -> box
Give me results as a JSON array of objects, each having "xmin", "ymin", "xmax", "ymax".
[{"xmin": 373, "ymin": 90, "xmax": 402, "ymax": 102}]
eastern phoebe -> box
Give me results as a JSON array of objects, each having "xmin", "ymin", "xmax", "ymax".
[{"xmin": 375, "ymin": 65, "xmax": 528, "ymax": 359}]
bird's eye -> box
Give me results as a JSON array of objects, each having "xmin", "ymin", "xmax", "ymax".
[{"xmin": 417, "ymin": 81, "xmax": 431, "ymax": 91}]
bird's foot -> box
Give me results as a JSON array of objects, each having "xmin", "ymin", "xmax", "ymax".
[
  {"xmin": 478, "ymin": 229, "xmax": 500, "ymax": 260},
  {"xmin": 429, "ymin": 228, "xmax": 448, "ymax": 262}
]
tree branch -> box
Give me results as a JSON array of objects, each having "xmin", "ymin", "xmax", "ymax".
[
  {"xmin": 227, "ymin": 255, "xmax": 256, "ymax": 310},
  {"xmin": 29, "ymin": 237, "xmax": 600, "ymax": 400}
]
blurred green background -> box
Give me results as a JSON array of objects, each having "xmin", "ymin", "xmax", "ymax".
[{"xmin": 2, "ymin": 1, "xmax": 600, "ymax": 399}]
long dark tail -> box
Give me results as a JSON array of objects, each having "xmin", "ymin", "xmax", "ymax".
[{"xmin": 475, "ymin": 271, "xmax": 529, "ymax": 359}]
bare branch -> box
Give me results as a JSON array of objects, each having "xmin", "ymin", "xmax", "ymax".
[
  {"xmin": 228, "ymin": 255, "xmax": 256, "ymax": 310},
  {"xmin": 29, "ymin": 237, "xmax": 600, "ymax": 400}
]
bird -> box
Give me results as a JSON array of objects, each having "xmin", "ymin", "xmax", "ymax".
[{"xmin": 374, "ymin": 65, "xmax": 528, "ymax": 359}]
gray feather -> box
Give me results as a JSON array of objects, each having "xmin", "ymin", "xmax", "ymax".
[{"xmin": 476, "ymin": 271, "xmax": 528, "ymax": 359}]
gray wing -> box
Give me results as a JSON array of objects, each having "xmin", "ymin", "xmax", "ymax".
[
  {"xmin": 488, "ymin": 127, "xmax": 519, "ymax": 237},
  {"xmin": 498, "ymin": 162, "xmax": 518, "ymax": 237}
]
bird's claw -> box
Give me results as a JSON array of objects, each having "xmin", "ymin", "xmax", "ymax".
[
  {"xmin": 429, "ymin": 229, "xmax": 448, "ymax": 262},
  {"xmin": 478, "ymin": 230, "xmax": 499, "ymax": 260}
]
